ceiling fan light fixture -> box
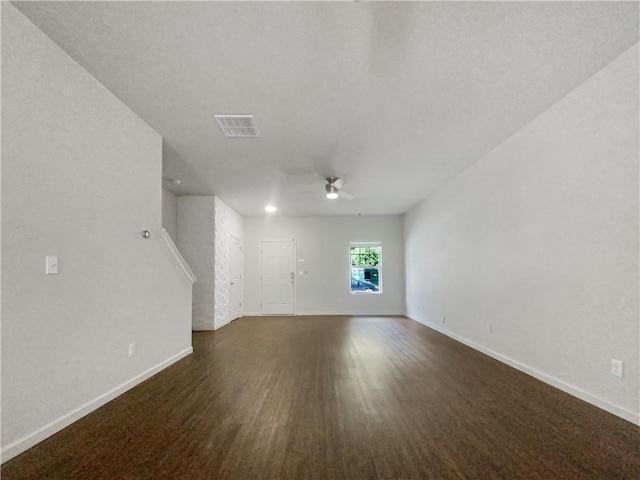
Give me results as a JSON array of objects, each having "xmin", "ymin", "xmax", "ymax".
[{"xmin": 325, "ymin": 184, "xmax": 339, "ymax": 199}]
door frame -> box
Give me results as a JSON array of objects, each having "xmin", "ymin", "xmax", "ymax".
[
  {"xmin": 259, "ymin": 239, "xmax": 296, "ymax": 315},
  {"xmin": 229, "ymin": 235, "xmax": 243, "ymax": 321}
]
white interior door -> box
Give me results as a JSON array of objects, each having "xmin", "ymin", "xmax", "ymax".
[
  {"xmin": 260, "ymin": 240, "xmax": 295, "ymax": 315},
  {"xmin": 229, "ymin": 236, "xmax": 242, "ymax": 321}
]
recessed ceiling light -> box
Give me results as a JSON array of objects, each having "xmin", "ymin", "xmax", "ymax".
[
  {"xmin": 162, "ymin": 177, "xmax": 181, "ymax": 185},
  {"xmin": 265, "ymin": 205, "xmax": 277, "ymax": 213}
]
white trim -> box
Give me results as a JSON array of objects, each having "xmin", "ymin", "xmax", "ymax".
[
  {"xmin": 294, "ymin": 311, "xmax": 405, "ymax": 316},
  {"xmin": 228, "ymin": 235, "xmax": 243, "ymax": 323},
  {"xmin": 1, "ymin": 347, "xmax": 193, "ymax": 463},
  {"xmin": 161, "ymin": 228, "xmax": 197, "ymax": 284},
  {"xmin": 409, "ymin": 315, "xmax": 640, "ymax": 426},
  {"xmin": 242, "ymin": 311, "xmax": 405, "ymax": 317},
  {"xmin": 214, "ymin": 318, "xmax": 233, "ymax": 330},
  {"xmin": 349, "ymin": 242, "xmax": 382, "ymax": 294}
]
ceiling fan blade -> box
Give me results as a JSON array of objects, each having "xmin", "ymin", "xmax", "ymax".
[{"xmin": 339, "ymin": 190, "xmax": 355, "ymax": 200}]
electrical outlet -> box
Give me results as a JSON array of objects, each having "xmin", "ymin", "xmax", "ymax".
[
  {"xmin": 128, "ymin": 342, "xmax": 137, "ymax": 358},
  {"xmin": 611, "ymin": 359, "xmax": 623, "ymax": 378},
  {"xmin": 487, "ymin": 323, "xmax": 493, "ymax": 334},
  {"xmin": 441, "ymin": 316, "xmax": 446, "ymax": 324}
]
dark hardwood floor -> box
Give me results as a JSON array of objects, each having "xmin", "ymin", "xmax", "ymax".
[{"xmin": 3, "ymin": 315, "xmax": 639, "ymax": 479}]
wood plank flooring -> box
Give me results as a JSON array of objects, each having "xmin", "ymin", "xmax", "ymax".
[{"xmin": 3, "ymin": 315, "xmax": 639, "ymax": 479}]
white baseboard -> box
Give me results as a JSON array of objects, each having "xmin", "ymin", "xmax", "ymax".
[
  {"xmin": 241, "ymin": 311, "xmax": 405, "ymax": 317},
  {"xmin": 409, "ymin": 316, "xmax": 640, "ymax": 426},
  {"xmin": 1, "ymin": 347, "xmax": 193, "ymax": 463},
  {"xmin": 214, "ymin": 318, "xmax": 232, "ymax": 330},
  {"xmin": 296, "ymin": 311, "xmax": 405, "ymax": 316}
]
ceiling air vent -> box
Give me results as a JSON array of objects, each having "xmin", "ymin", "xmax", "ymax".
[{"xmin": 214, "ymin": 115, "xmax": 261, "ymax": 138}]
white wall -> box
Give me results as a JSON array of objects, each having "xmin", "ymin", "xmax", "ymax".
[
  {"xmin": 214, "ymin": 197, "xmax": 243, "ymax": 329},
  {"xmin": 404, "ymin": 44, "xmax": 639, "ymax": 423},
  {"xmin": 175, "ymin": 195, "xmax": 244, "ymax": 330},
  {"xmin": 1, "ymin": 3, "xmax": 193, "ymax": 461},
  {"xmin": 244, "ymin": 216, "xmax": 405, "ymax": 315},
  {"xmin": 176, "ymin": 196, "xmax": 215, "ymax": 330},
  {"xmin": 162, "ymin": 188, "xmax": 178, "ymax": 241}
]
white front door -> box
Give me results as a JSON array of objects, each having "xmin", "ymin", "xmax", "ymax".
[
  {"xmin": 229, "ymin": 236, "xmax": 242, "ymax": 321},
  {"xmin": 260, "ymin": 240, "xmax": 295, "ymax": 315}
]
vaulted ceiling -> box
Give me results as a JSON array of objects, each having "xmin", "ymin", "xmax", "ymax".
[{"xmin": 13, "ymin": 1, "xmax": 639, "ymax": 216}]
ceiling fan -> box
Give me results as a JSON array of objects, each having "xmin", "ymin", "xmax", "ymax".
[{"xmin": 325, "ymin": 176, "xmax": 355, "ymax": 200}]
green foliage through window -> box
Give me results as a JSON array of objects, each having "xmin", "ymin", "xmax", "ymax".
[{"xmin": 350, "ymin": 246, "xmax": 379, "ymax": 266}]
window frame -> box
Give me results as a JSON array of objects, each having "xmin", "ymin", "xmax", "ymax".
[{"xmin": 349, "ymin": 242, "xmax": 382, "ymax": 294}]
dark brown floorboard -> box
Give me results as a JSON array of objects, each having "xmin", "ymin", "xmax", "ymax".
[{"xmin": 2, "ymin": 316, "xmax": 639, "ymax": 479}]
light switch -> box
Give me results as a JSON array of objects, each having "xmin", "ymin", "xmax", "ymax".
[
  {"xmin": 46, "ymin": 256, "xmax": 58, "ymax": 275},
  {"xmin": 611, "ymin": 359, "xmax": 623, "ymax": 378}
]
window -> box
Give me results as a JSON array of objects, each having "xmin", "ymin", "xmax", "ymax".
[{"xmin": 350, "ymin": 244, "xmax": 381, "ymax": 293}]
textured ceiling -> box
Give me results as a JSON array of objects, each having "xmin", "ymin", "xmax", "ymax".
[{"xmin": 12, "ymin": 1, "xmax": 639, "ymax": 216}]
